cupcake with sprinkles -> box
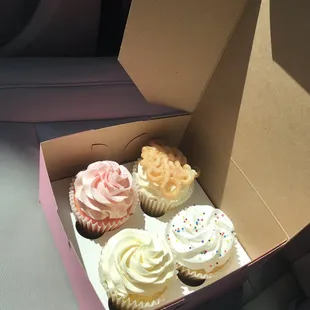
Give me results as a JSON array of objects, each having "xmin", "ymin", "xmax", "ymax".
[{"xmin": 166, "ymin": 204, "xmax": 236, "ymax": 286}]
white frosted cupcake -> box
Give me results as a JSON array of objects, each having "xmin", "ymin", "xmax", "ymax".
[
  {"xmin": 133, "ymin": 141, "xmax": 198, "ymax": 217},
  {"xmin": 98, "ymin": 229, "xmax": 176, "ymax": 310},
  {"xmin": 166, "ymin": 205, "xmax": 236, "ymax": 285}
]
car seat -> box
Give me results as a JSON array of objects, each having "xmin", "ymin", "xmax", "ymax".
[{"xmin": 0, "ymin": 0, "xmax": 101, "ymax": 56}]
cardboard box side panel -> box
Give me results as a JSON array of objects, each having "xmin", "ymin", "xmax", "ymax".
[
  {"xmin": 181, "ymin": 0, "xmax": 262, "ymax": 157},
  {"xmin": 218, "ymin": 162, "xmax": 287, "ymax": 259},
  {"xmin": 182, "ymin": 124, "xmax": 286, "ymax": 259},
  {"xmin": 39, "ymin": 147, "xmax": 104, "ymax": 310},
  {"xmin": 119, "ymin": 0, "xmax": 247, "ymax": 112},
  {"xmin": 227, "ymin": 0, "xmax": 310, "ymax": 238},
  {"xmin": 181, "ymin": 0, "xmax": 287, "ymax": 259},
  {"xmin": 41, "ymin": 115, "xmax": 190, "ymax": 181}
]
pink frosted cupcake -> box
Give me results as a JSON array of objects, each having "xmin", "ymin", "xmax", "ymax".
[{"xmin": 69, "ymin": 161, "xmax": 137, "ymax": 239}]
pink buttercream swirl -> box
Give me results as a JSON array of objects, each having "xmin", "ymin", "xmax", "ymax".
[{"xmin": 74, "ymin": 161, "xmax": 136, "ymax": 220}]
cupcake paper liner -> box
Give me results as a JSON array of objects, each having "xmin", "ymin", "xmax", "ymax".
[
  {"xmin": 133, "ymin": 161, "xmax": 194, "ymax": 217},
  {"xmin": 108, "ymin": 292, "xmax": 161, "ymax": 310},
  {"xmin": 69, "ymin": 179, "xmax": 137, "ymax": 234},
  {"xmin": 138, "ymin": 192, "xmax": 175, "ymax": 217},
  {"xmin": 176, "ymin": 240, "xmax": 241, "ymax": 282},
  {"xmin": 98, "ymin": 235, "xmax": 166, "ymax": 310}
]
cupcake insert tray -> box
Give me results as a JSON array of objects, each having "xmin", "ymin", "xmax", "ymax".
[{"xmin": 52, "ymin": 162, "xmax": 251, "ymax": 310}]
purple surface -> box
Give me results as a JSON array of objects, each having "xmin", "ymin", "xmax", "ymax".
[
  {"xmin": 0, "ymin": 58, "xmax": 180, "ymax": 122},
  {"xmin": 34, "ymin": 113, "xmax": 186, "ymax": 142}
]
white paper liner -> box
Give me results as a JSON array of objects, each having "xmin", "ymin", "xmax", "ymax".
[
  {"xmin": 98, "ymin": 232, "xmax": 167, "ymax": 310},
  {"xmin": 109, "ymin": 292, "xmax": 161, "ymax": 310},
  {"xmin": 69, "ymin": 179, "xmax": 137, "ymax": 234},
  {"xmin": 176, "ymin": 241, "xmax": 241, "ymax": 281},
  {"xmin": 132, "ymin": 161, "xmax": 194, "ymax": 216}
]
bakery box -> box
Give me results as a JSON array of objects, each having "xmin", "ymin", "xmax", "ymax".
[{"xmin": 39, "ymin": 0, "xmax": 310, "ymax": 309}]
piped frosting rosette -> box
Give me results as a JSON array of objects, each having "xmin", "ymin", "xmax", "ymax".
[
  {"xmin": 69, "ymin": 161, "xmax": 137, "ymax": 236},
  {"xmin": 133, "ymin": 141, "xmax": 199, "ymax": 217},
  {"xmin": 166, "ymin": 205, "xmax": 237, "ymax": 282},
  {"xmin": 98, "ymin": 229, "xmax": 176, "ymax": 310}
]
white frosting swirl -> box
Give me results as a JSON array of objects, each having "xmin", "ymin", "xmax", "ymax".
[
  {"xmin": 135, "ymin": 164, "xmax": 195, "ymax": 203},
  {"xmin": 167, "ymin": 205, "xmax": 235, "ymax": 272},
  {"xmin": 99, "ymin": 229, "xmax": 176, "ymax": 298}
]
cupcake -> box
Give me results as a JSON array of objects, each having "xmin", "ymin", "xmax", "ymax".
[
  {"xmin": 166, "ymin": 205, "xmax": 236, "ymax": 286},
  {"xmin": 133, "ymin": 141, "xmax": 198, "ymax": 217},
  {"xmin": 69, "ymin": 161, "xmax": 137, "ymax": 239},
  {"xmin": 98, "ymin": 229, "xmax": 176, "ymax": 310}
]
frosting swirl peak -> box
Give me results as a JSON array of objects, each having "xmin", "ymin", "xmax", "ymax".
[
  {"xmin": 167, "ymin": 205, "xmax": 235, "ymax": 272},
  {"xmin": 99, "ymin": 229, "xmax": 176, "ymax": 298},
  {"xmin": 74, "ymin": 161, "xmax": 135, "ymax": 220}
]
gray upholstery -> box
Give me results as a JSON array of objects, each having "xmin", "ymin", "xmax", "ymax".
[
  {"xmin": 0, "ymin": 58, "xmax": 180, "ymax": 122},
  {"xmin": 243, "ymin": 273, "xmax": 302, "ymax": 310},
  {"xmin": 0, "ymin": 0, "xmax": 100, "ymax": 56},
  {"xmin": 201, "ymin": 229, "xmax": 310, "ymax": 310},
  {"xmin": 0, "ymin": 0, "xmax": 40, "ymax": 46},
  {"xmin": 0, "ymin": 123, "xmax": 78, "ymax": 310},
  {"xmin": 293, "ymin": 253, "xmax": 310, "ymax": 298}
]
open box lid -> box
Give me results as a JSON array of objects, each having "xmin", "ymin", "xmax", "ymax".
[
  {"xmin": 118, "ymin": 0, "xmax": 248, "ymax": 113},
  {"xmin": 118, "ymin": 1, "xmax": 310, "ymax": 242}
]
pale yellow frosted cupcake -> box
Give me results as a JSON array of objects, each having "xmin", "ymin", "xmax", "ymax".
[
  {"xmin": 98, "ymin": 229, "xmax": 176, "ymax": 310},
  {"xmin": 133, "ymin": 141, "xmax": 198, "ymax": 217}
]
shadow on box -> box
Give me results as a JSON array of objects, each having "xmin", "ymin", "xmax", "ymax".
[
  {"xmin": 182, "ymin": 1, "xmax": 261, "ymax": 211},
  {"xmin": 187, "ymin": 1, "xmax": 310, "ymax": 307},
  {"xmin": 270, "ymin": 0, "xmax": 310, "ymax": 95},
  {"xmin": 179, "ymin": 1, "xmax": 262, "ymax": 309}
]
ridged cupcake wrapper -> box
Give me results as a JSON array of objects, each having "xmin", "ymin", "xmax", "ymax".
[
  {"xmin": 69, "ymin": 179, "xmax": 136, "ymax": 234},
  {"xmin": 176, "ymin": 241, "xmax": 241, "ymax": 281},
  {"xmin": 138, "ymin": 192, "xmax": 175, "ymax": 217},
  {"xmin": 108, "ymin": 292, "xmax": 161, "ymax": 310},
  {"xmin": 132, "ymin": 161, "xmax": 194, "ymax": 217},
  {"xmin": 98, "ymin": 241, "xmax": 165, "ymax": 310}
]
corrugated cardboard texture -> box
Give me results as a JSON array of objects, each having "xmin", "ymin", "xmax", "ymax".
[
  {"xmin": 119, "ymin": 0, "xmax": 247, "ymax": 112},
  {"xmin": 182, "ymin": 0, "xmax": 287, "ymax": 259},
  {"xmin": 41, "ymin": 115, "xmax": 190, "ymax": 181},
  {"xmin": 183, "ymin": 0, "xmax": 310, "ymax": 240}
]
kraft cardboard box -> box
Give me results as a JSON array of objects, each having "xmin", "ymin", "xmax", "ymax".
[
  {"xmin": 39, "ymin": 0, "xmax": 310, "ymax": 309},
  {"xmin": 39, "ymin": 116, "xmax": 253, "ymax": 309}
]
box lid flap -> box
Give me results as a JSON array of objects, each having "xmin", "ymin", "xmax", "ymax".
[
  {"xmin": 181, "ymin": 0, "xmax": 310, "ymax": 240},
  {"xmin": 226, "ymin": 0, "xmax": 310, "ymax": 239},
  {"xmin": 119, "ymin": 0, "xmax": 247, "ymax": 112}
]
